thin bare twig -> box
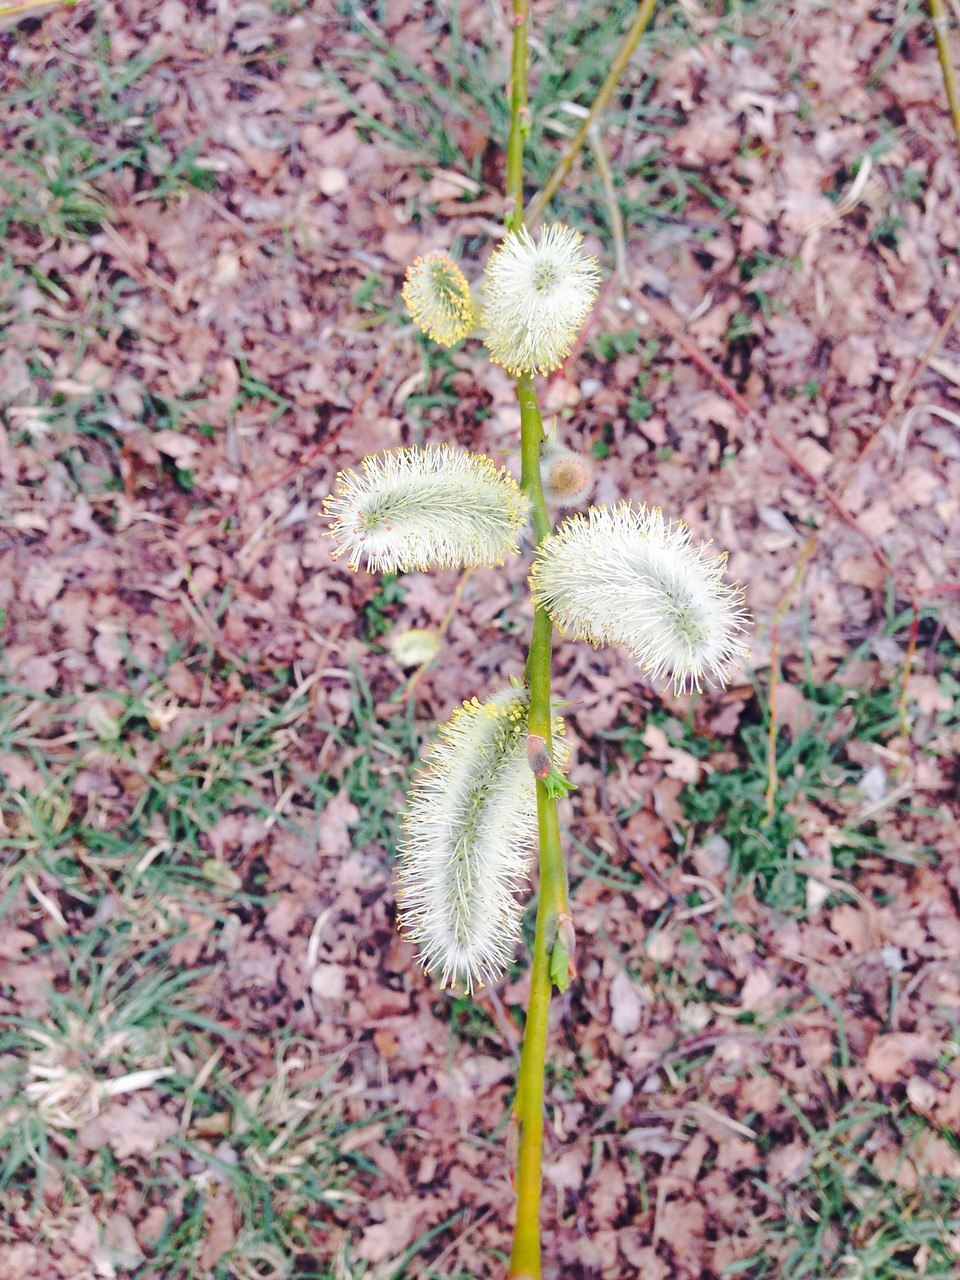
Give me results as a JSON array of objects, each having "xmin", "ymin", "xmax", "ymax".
[
  {"xmin": 588, "ymin": 124, "xmax": 627, "ymax": 282},
  {"xmin": 847, "ymin": 291, "xmax": 960, "ymax": 479},
  {"xmin": 525, "ymin": 0, "xmax": 659, "ymax": 228},
  {"xmin": 396, "ymin": 567, "xmax": 474, "ymax": 705},
  {"xmin": 929, "ymin": 0, "xmax": 960, "ymax": 160}
]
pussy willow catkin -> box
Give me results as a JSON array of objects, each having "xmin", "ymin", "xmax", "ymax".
[
  {"xmin": 397, "ymin": 687, "xmax": 567, "ymax": 993},
  {"xmin": 402, "ymin": 251, "xmax": 478, "ymax": 347},
  {"xmin": 323, "ymin": 444, "xmax": 528, "ymax": 573},
  {"xmin": 481, "ymin": 224, "xmax": 601, "ymax": 377},
  {"xmin": 530, "ymin": 502, "xmax": 749, "ymax": 692}
]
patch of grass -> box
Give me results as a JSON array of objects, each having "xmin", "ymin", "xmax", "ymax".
[
  {"xmin": 0, "ymin": 926, "xmax": 371, "ymax": 1277},
  {"xmin": 592, "ymin": 621, "xmax": 947, "ymax": 910},
  {"xmin": 872, "ymin": 164, "xmax": 929, "ymax": 248},
  {"xmin": 0, "ymin": 50, "xmax": 216, "ymax": 242},
  {"xmin": 2, "ymin": 256, "xmax": 216, "ymax": 502},
  {"xmin": 324, "ymin": 1, "xmax": 735, "ymax": 236},
  {"xmin": 231, "ymin": 357, "xmax": 295, "ymax": 428},
  {"xmin": 0, "ymin": 94, "xmax": 114, "ymax": 239},
  {"xmin": 169, "ymin": 1042, "xmax": 385, "ymax": 1278},
  {"xmin": 592, "ymin": 327, "xmax": 641, "ymax": 360},
  {"xmin": 337, "ymin": 1210, "xmax": 471, "ymax": 1280},
  {"xmin": 363, "ymin": 573, "xmax": 408, "ymax": 640},
  {"xmin": 589, "ymin": 419, "xmax": 616, "ymax": 459},
  {"xmin": 402, "ymin": 336, "xmax": 469, "ymax": 434},
  {"xmin": 0, "ymin": 636, "xmax": 387, "ymax": 1275},
  {"xmin": 626, "ymin": 337, "xmax": 662, "ymax": 424},
  {"xmin": 745, "ymin": 1100, "xmax": 960, "ymax": 1278},
  {"xmin": 0, "ymin": 653, "xmax": 311, "ymax": 919},
  {"xmin": 447, "ymin": 995, "xmax": 503, "ymax": 1053},
  {"xmin": 0, "ymin": 928, "xmax": 220, "ymax": 1202},
  {"xmin": 679, "ymin": 667, "xmax": 909, "ymax": 910},
  {"xmin": 8, "ymin": 388, "xmax": 130, "ymax": 500}
]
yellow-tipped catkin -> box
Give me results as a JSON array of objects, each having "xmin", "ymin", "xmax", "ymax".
[
  {"xmin": 323, "ymin": 444, "xmax": 529, "ymax": 573},
  {"xmin": 481, "ymin": 224, "xmax": 601, "ymax": 376},
  {"xmin": 402, "ymin": 252, "xmax": 478, "ymax": 347},
  {"xmin": 530, "ymin": 502, "xmax": 750, "ymax": 693},
  {"xmin": 397, "ymin": 687, "xmax": 567, "ymax": 994}
]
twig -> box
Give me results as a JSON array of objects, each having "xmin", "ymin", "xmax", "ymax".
[
  {"xmin": 505, "ymin": 0, "xmax": 530, "ymax": 224},
  {"xmin": 588, "ymin": 124, "xmax": 627, "ymax": 282},
  {"xmin": 396, "ymin": 567, "xmax": 474, "ymax": 705},
  {"xmin": 0, "ymin": 0, "xmax": 75, "ymax": 23},
  {"xmin": 929, "ymin": 0, "xmax": 960, "ymax": 161},
  {"xmin": 525, "ymin": 0, "xmax": 659, "ymax": 228},
  {"xmin": 896, "ymin": 402, "xmax": 960, "ymax": 461}
]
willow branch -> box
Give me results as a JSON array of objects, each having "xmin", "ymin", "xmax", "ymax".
[
  {"xmin": 506, "ymin": 0, "xmax": 530, "ymax": 222},
  {"xmin": 510, "ymin": 377, "xmax": 567, "ymax": 1280},
  {"xmin": 929, "ymin": 0, "xmax": 960, "ymax": 161},
  {"xmin": 505, "ymin": 12, "xmax": 563, "ymax": 1270},
  {"xmin": 525, "ymin": 0, "xmax": 659, "ymax": 228}
]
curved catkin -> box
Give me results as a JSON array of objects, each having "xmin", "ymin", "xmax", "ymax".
[
  {"xmin": 396, "ymin": 688, "xmax": 567, "ymax": 994},
  {"xmin": 530, "ymin": 502, "xmax": 749, "ymax": 693},
  {"xmin": 481, "ymin": 224, "xmax": 601, "ymax": 377},
  {"xmin": 323, "ymin": 445, "xmax": 529, "ymax": 573}
]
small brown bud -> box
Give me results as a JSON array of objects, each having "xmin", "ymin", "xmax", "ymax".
[
  {"xmin": 526, "ymin": 733, "xmax": 552, "ymax": 779},
  {"xmin": 540, "ymin": 441, "xmax": 593, "ymax": 507}
]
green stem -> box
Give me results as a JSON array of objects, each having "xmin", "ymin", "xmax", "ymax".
[
  {"xmin": 510, "ymin": 379, "xmax": 568, "ymax": 1280},
  {"xmin": 505, "ymin": 0, "xmax": 529, "ymax": 222},
  {"xmin": 509, "ymin": 773, "xmax": 566, "ymax": 1279},
  {"xmin": 506, "ymin": 0, "xmax": 653, "ymax": 1265},
  {"xmin": 504, "ymin": 0, "xmax": 567, "ymax": 1268},
  {"xmin": 525, "ymin": 0, "xmax": 659, "ymax": 228},
  {"xmin": 518, "ymin": 374, "xmax": 551, "ymax": 544}
]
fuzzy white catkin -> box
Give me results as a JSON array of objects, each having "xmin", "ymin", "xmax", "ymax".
[
  {"xmin": 530, "ymin": 502, "xmax": 749, "ymax": 692},
  {"xmin": 323, "ymin": 445, "xmax": 528, "ymax": 573},
  {"xmin": 481, "ymin": 224, "xmax": 601, "ymax": 377},
  {"xmin": 397, "ymin": 688, "xmax": 567, "ymax": 994}
]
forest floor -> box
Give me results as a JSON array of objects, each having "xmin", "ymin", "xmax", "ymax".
[{"xmin": 2, "ymin": 1, "xmax": 960, "ymax": 1278}]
